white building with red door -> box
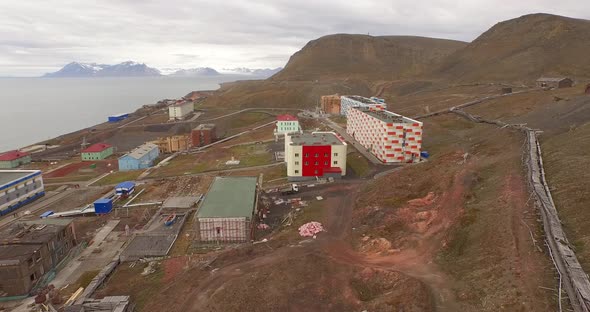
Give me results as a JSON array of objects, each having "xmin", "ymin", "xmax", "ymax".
[
  {"xmin": 347, "ymin": 106, "xmax": 423, "ymax": 163},
  {"xmin": 285, "ymin": 132, "xmax": 347, "ymax": 181}
]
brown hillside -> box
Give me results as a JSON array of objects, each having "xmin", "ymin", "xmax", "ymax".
[
  {"xmin": 434, "ymin": 13, "xmax": 590, "ymax": 83},
  {"xmin": 272, "ymin": 34, "xmax": 467, "ymax": 81}
]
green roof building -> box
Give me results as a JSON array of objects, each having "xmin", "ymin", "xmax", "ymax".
[{"xmin": 196, "ymin": 176, "xmax": 258, "ymax": 243}]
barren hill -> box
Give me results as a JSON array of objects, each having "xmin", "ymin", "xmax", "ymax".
[
  {"xmin": 433, "ymin": 13, "xmax": 590, "ymax": 83},
  {"xmin": 272, "ymin": 34, "xmax": 467, "ymax": 81}
]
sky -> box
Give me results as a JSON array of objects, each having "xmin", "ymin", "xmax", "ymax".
[{"xmin": 1, "ymin": 0, "xmax": 590, "ymax": 77}]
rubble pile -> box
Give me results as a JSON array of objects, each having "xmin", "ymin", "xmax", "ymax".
[{"xmin": 298, "ymin": 222, "xmax": 324, "ymax": 237}]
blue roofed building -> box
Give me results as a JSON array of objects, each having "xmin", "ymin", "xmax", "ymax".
[{"xmin": 118, "ymin": 143, "xmax": 159, "ymax": 171}]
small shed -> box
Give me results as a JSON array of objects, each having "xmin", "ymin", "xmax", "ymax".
[
  {"xmin": 536, "ymin": 77, "xmax": 573, "ymax": 89},
  {"xmin": 115, "ymin": 181, "xmax": 135, "ymax": 197},
  {"xmin": 195, "ymin": 177, "xmax": 258, "ymax": 243},
  {"xmin": 93, "ymin": 198, "xmax": 113, "ymax": 214}
]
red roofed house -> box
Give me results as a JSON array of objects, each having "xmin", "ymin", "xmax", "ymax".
[
  {"xmin": 275, "ymin": 114, "xmax": 301, "ymax": 137},
  {"xmin": 81, "ymin": 143, "xmax": 114, "ymax": 161},
  {"xmin": 0, "ymin": 150, "xmax": 31, "ymax": 168}
]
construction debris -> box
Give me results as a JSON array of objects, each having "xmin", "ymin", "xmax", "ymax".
[
  {"xmin": 141, "ymin": 261, "xmax": 158, "ymax": 276},
  {"xmin": 298, "ymin": 222, "xmax": 324, "ymax": 237},
  {"xmin": 257, "ymin": 223, "xmax": 270, "ymax": 230}
]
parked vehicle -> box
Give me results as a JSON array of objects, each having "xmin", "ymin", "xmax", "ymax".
[{"xmin": 280, "ymin": 184, "xmax": 299, "ymax": 195}]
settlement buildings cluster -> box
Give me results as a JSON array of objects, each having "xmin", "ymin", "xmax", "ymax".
[{"xmin": 320, "ymin": 94, "xmax": 423, "ymax": 163}]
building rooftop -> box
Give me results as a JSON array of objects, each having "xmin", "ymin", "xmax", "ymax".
[
  {"xmin": 342, "ymin": 95, "xmax": 380, "ymax": 105},
  {"xmin": 0, "ymin": 244, "xmax": 43, "ymax": 265},
  {"xmin": 0, "ymin": 170, "xmax": 41, "ymax": 188},
  {"xmin": 197, "ymin": 177, "xmax": 257, "ymax": 218},
  {"xmin": 0, "ymin": 150, "xmax": 30, "ymax": 161},
  {"xmin": 194, "ymin": 124, "xmax": 216, "ymax": 130},
  {"xmin": 537, "ymin": 77, "xmax": 571, "ymax": 82},
  {"xmin": 277, "ymin": 114, "xmax": 298, "ymax": 121},
  {"xmin": 289, "ymin": 132, "xmax": 345, "ymax": 146},
  {"xmin": 162, "ymin": 196, "xmax": 201, "ymax": 209},
  {"xmin": 123, "ymin": 143, "xmax": 159, "ymax": 160},
  {"xmin": 0, "ymin": 218, "xmax": 73, "ymax": 246},
  {"xmin": 170, "ymin": 100, "xmax": 192, "ymax": 107},
  {"xmin": 81, "ymin": 143, "xmax": 112, "ymax": 153},
  {"xmin": 355, "ymin": 107, "xmax": 421, "ymax": 125},
  {"xmin": 109, "ymin": 113, "xmax": 129, "ymax": 118}
]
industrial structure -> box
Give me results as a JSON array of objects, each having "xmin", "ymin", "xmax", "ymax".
[
  {"xmin": 0, "ymin": 218, "xmax": 76, "ymax": 297},
  {"xmin": 274, "ymin": 114, "xmax": 301, "ymax": 136},
  {"xmin": 195, "ymin": 176, "xmax": 258, "ymax": 243},
  {"xmin": 93, "ymin": 198, "xmax": 113, "ymax": 214},
  {"xmin": 0, "ymin": 151, "xmax": 31, "ymax": 169},
  {"xmin": 347, "ymin": 106, "xmax": 423, "ymax": 163},
  {"xmin": 168, "ymin": 100, "xmax": 194, "ymax": 120},
  {"xmin": 285, "ymin": 132, "xmax": 347, "ymax": 180},
  {"xmin": 320, "ymin": 94, "xmax": 342, "ymax": 115},
  {"xmin": 118, "ymin": 143, "xmax": 160, "ymax": 171},
  {"xmin": 536, "ymin": 77, "xmax": 574, "ymax": 89},
  {"xmin": 340, "ymin": 95, "xmax": 386, "ymax": 116},
  {"xmin": 191, "ymin": 124, "xmax": 217, "ymax": 147},
  {"xmin": 80, "ymin": 143, "xmax": 114, "ymax": 161},
  {"xmin": 151, "ymin": 135, "xmax": 190, "ymax": 153},
  {"xmin": 0, "ymin": 170, "xmax": 44, "ymax": 216}
]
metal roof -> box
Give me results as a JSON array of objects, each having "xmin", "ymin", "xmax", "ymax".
[
  {"xmin": 289, "ymin": 132, "xmax": 345, "ymax": 146},
  {"xmin": 123, "ymin": 143, "xmax": 158, "ymax": 160},
  {"xmin": 0, "ymin": 170, "xmax": 40, "ymax": 187},
  {"xmin": 342, "ymin": 95, "xmax": 380, "ymax": 105},
  {"xmin": 115, "ymin": 181, "xmax": 135, "ymax": 190},
  {"xmin": 355, "ymin": 107, "xmax": 421, "ymax": 125},
  {"xmin": 537, "ymin": 77, "xmax": 571, "ymax": 82},
  {"xmin": 197, "ymin": 177, "xmax": 257, "ymax": 218},
  {"xmin": 277, "ymin": 114, "xmax": 298, "ymax": 121},
  {"xmin": 82, "ymin": 143, "xmax": 112, "ymax": 153},
  {"xmin": 0, "ymin": 150, "xmax": 29, "ymax": 161},
  {"xmin": 194, "ymin": 124, "xmax": 216, "ymax": 130}
]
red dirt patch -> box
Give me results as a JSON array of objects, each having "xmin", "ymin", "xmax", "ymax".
[{"xmin": 163, "ymin": 256, "xmax": 188, "ymax": 283}]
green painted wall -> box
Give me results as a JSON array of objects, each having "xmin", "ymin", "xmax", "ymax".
[
  {"xmin": 81, "ymin": 147, "xmax": 114, "ymax": 161},
  {"xmin": 0, "ymin": 156, "xmax": 32, "ymax": 168}
]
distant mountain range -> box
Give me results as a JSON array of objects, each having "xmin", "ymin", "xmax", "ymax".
[
  {"xmin": 43, "ymin": 61, "xmax": 161, "ymax": 77},
  {"xmin": 43, "ymin": 62, "xmax": 282, "ymax": 78}
]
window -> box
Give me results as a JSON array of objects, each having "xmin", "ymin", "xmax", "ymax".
[
  {"xmin": 334, "ymin": 153, "xmax": 339, "ymax": 156},
  {"xmin": 295, "ymin": 170, "xmax": 299, "ymax": 174},
  {"xmin": 314, "ymin": 161, "xmax": 319, "ymax": 165},
  {"xmin": 30, "ymin": 273, "xmax": 36, "ymax": 282},
  {"xmin": 295, "ymin": 161, "xmax": 299, "ymax": 165},
  {"xmin": 304, "ymin": 161, "xmax": 309, "ymax": 165},
  {"xmin": 333, "ymin": 161, "xmax": 338, "ymax": 165},
  {"xmin": 324, "ymin": 161, "xmax": 328, "ymax": 165},
  {"xmin": 314, "ymin": 169, "xmax": 319, "ymax": 175},
  {"xmin": 314, "ymin": 153, "xmax": 319, "ymax": 157},
  {"xmin": 305, "ymin": 153, "xmax": 309, "ymax": 157},
  {"xmin": 324, "ymin": 153, "xmax": 329, "ymax": 157}
]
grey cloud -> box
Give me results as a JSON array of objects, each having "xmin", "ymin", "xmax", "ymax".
[{"xmin": 1, "ymin": 0, "xmax": 590, "ymax": 76}]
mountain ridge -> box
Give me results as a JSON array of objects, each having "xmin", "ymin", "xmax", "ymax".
[{"xmin": 43, "ymin": 61, "xmax": 161, "ymax": 77}]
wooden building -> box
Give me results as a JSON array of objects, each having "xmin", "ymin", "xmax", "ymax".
[{"xmin": 536, "ymin": 77, "xmax": 573, "ymax": 89}]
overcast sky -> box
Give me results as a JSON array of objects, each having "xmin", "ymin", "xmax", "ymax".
[{"xmin": 1, "ymin": 0, "xmax": 589, "ymax": 77}]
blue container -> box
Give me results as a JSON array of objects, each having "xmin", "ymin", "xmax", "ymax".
[
  {"xmin": 94, "ymin": 198, "xmax": 113, "ymax": 214},
  {"xmin": 108, "ymin": 113, "xmax": 129, "ymax": 123},
  {"xmin": 115, "ymin": 181, "xmax": 135, "ymax": 196},
  {"xmin": 420, "ymin": 151, "xmax": 430, "ymax": 159}
]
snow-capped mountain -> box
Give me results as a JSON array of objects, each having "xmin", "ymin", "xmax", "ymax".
[
  {"xmin": 43, "ymin": 61, "xmax": 161, "ymax": 77},
  {"xmin": 168, "ymin": 67, "xmax": 220, "ymax": 77},
  {"xmin": 221, "ymin": 67, "xmax": 282, "ymax": 77}
]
